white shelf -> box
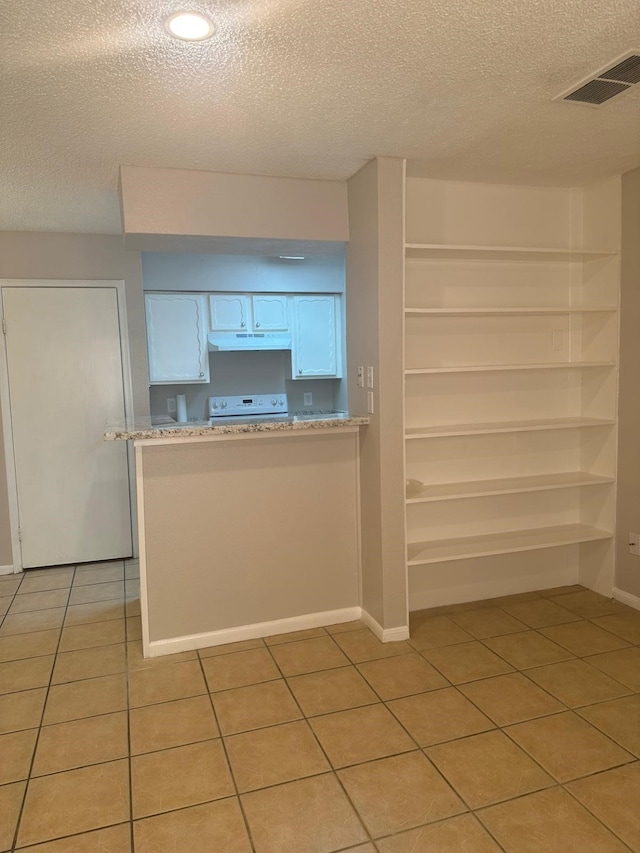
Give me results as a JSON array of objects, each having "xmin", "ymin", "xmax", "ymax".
[
  {"xmin": 405, "ymin": 417, "xmax": 616, "ymax": 439},
  {"xmin": 405, "ymin": 361, "xmax": 615, "ymax": 375},
  {"xmin": 405, "ymin": 307, "xmax": 617, "ymax": 316},
  {"xmin": 406, "ymin": 472, "xmax": 614, "ymax": 503},
  {"xmin": 405, "ymin": 244, "xmax": 617, "ymax": 262},
  {"xmin": 407, "ymin": 523, "xmax": 613, "ymax": 566}
]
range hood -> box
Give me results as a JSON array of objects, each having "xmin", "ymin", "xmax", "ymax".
[{"xmin": 207, "ymin": 332, "xmax": 292, "ymax": 352}]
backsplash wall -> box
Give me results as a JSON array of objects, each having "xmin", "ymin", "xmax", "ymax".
[
  {"xmin": 148, "ymin": 350, "xmax": 337, "ymax": 421},
  {"xmin": 142, "ymin": 252, "xmax": 345, "ymax": 294}
]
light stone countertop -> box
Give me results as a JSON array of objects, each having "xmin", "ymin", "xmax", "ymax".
[{"xmin": 104, "ymin": 411, "xmax": 370, "ymax": 441}]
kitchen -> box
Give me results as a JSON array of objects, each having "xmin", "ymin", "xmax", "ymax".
[
  {"xmin": 2, "ymin": 162, "xmax": 638, "ymax": 663},
  {"xmin": 2, "ymin": 5, "xmax": 640, "ymax": 850},
  {"xmin": 110, "ymin": 245, "xmax": 372, "ymax": 657},
  {"xmin": 0, "ymin": 167, "xmax": 402, "ymax": 663},
  {"xmin": 141, "ymin": 249, "xmax": 349, "ymax": 425}
]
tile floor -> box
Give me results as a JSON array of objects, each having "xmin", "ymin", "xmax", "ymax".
[{"xmin": 0, "ymin": 566, "xmax": 639, "ymax": 852}]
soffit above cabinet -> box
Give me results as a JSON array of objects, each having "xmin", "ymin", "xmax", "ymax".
[{"xmin": 120, "ymin": 166, "xmax": 348, "ymax": 253}]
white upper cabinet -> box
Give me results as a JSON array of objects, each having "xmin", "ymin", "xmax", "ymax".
[
  {"xmin": 210, "ymin": 293, "xmax": 289, "ymax": 332},
  {"xmin": 209, "ymin": 294, "xmax": 251, "ymax": 331},
  {"xmin": 251, "ymin": 295, "xmax": 289, "ymax": 330},
  {"xmin": 291, "ymin": 295, "xmax": 342, "ymax": 379},
  {"xmin": 145, "ymin": 293, "xmax": 210, "ymax": 384}
]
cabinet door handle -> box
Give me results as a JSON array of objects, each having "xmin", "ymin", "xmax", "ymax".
[
  {"xmin": 241, "ymin": 321, "xmax": 246, "ymax": 328},
  {"xmin": 298, "ymin": 369, "xmax": 302, "ymax": 374},
  {"xmin": 199, "ymin": 372, "xmax": 204, "ymax": 377},
  {"xmin": 255, "ymin": 322, "xmax": 260, "ymax": 327}
]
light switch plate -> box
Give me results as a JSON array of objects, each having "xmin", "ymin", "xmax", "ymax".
[
  {"xmin": 366, "ymin": 366, "xmax": 374, "ymax": 389},
  {"xmin": 167, "ymin": 397, "xmax": 177, "ymax": 413},
  {"xmin": 304, "ymin": 392, "xmax": 313, "ymax": 406},
  {"xmin": 357, "ymin": 366, "xmax": 364, "ymax": 388}
]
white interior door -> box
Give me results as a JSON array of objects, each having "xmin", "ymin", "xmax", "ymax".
[{"xmin": 2, "ymin": 286, "xmax": 132, "ymax": 568}]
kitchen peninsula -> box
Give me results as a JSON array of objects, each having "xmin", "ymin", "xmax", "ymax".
[{"xmin": 107, "ymin": 413, "xmax": 369, "ymax": 657}]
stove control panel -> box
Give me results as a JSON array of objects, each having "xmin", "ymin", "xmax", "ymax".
[{"xmin": 208, "ymin": 394, "xmax": 288, "ymax": 418}]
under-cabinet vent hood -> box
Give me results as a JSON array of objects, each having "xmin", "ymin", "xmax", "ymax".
[{"xmin": 207, "ymin": 332, "xmax": 292, "ymax": 352}]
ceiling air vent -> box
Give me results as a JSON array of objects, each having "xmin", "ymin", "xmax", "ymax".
[{"xmin": 555, "ymin": 50, "xmax": 640, "ymax": 106}]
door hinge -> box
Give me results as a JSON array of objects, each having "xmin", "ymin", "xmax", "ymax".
[
  {"xmin": 17, "ymin": 526, "xmax": 22, "ymax": 541},
  {"xmin": 1, "ymin": 318, "xmax": 6, "ymax": 335}
]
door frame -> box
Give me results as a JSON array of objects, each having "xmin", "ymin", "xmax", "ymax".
[{"xmin": 0, "ymin": 279, "xmax": 134, "ymax": 574}]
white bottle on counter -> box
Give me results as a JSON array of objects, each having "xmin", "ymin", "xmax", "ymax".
[{"xmin": 176, "ymin": 394, "xmax": 188, "ymax": 423}]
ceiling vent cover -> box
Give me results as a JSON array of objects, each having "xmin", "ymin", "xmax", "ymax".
[{"xmin": 555, "ymin": 50, "xmax": 640, "ymax": 106}]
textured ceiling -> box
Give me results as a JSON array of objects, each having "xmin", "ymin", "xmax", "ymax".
[{"xmin": 1, "ymin": 0, "xmax": 639, "ymax": 234}]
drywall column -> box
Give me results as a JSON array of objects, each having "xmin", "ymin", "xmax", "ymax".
[
  {"xmin": 346, "ymin": 157, "xmax": 407, "ymax": 633},
  {"xmin": 615, "ymin": 167, "xmax": 640, "ymax": 600},
  {"xmin": 0, "ymin": 233, "xmax": 148, "ymax": 569}
]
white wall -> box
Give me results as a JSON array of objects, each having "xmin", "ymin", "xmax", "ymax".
[
  {"xmin": 140, "ymin": 431, "xmax": 360, "ymax": 648},
  {"xmin": 120, "ymin": 166, "xmax": 349, "ymax": 247},
  {"xmin": 149, "ymin": 350, "xmax": 338, "ymax": 421},
  {"xmin": 615, "ymin": 167, "xmax": 640, "ymax": 599},
  {"xmin": 142, "ymin": 253, "xmax": 345, "ymax": 294},
  {"xmin": 0, "ymin": 232, "xmax": 147, "ymax": 569}
]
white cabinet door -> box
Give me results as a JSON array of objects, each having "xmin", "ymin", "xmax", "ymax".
[
  {"xmin": 252, "ymin": 295, "xmax": 289, "ymax": 331},
  {"xmin": 2, "ymin": 286, "xmax": 132, "ymax": 568},
  {"xmin": 209, "ymin": 294, "xmax": 251, "ymax": 331},
  {"xmin": 146, "ymin": 294, "xmax": 209, "ymax": 384},
  {"xmin": 291, "ymin": 295, "xmax": 341, "ymax": 379}
]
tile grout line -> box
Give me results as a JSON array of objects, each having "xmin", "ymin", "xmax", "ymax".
[
  {"xmin": 260, "ymin": 638, "xmax": 378, "ymax": 850},
  {"xmin": 10, "ymin": 563, "xmax": 76, "ymax": 853},
  {"xmin": 263, "ymin": 637, "xmax": 530, "ymax": 851},
  {"xmin": 409, "ymin": 611, "xmax": 637, "ymax": 765},
  {"xmin": 412, "ymin": 599, "xmax": 638, "ymax": 852},
  {"xmin": 400, "ymin": 602, "xmax": 639, "ymax": 850},
  {"xmin": 2, "ymin": 581, "xmax": 637, "ymax": 851},
  {"xmin": 195, "ymin": 650, "xmax": 259, "ymax": 853},
  {"xmin": 123, "ymin": 569, "xmax": 135, "ymax": 853},
  {"xmin": 479, "ymin": 618, "xmax": 640, "ymax": 696},
  {"xmin": 559, "ymin": 770, "xmax": 638, "ymax": 853},
  {"xmin": 6, "ymin": 563, "xmax": 129, "ymax": 851},
  {"xmin": 24, "ymin": 621, "xmax": 630, "ymax": 797},
  {"xmin": 267, "ymin": 634, "xmax": 528, "ymax": 847}
]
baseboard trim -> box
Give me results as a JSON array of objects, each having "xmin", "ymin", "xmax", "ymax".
[
  {"xmin": 612, "ymin": 587, "xmax": 640, "ymax": 612},
  {"xmin": 360, "ymin": 609, "xmax": 410, "ymax": 643},
  {"xmin": 145, "ymin": 606, "xmax": 363, "ymax": 658},
  {"xmin": 0, "ymin": 565, "xmax": 15, "ymax": 576}
]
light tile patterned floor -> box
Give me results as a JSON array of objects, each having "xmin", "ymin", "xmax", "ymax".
[{"xmin": 0, "ymin": 566, "xmax": 639, "ymax": 852}]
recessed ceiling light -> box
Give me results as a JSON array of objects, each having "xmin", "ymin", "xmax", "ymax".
[{"xmin": 165, "ymin": 11, "xmax": 214, "ymax": 41}]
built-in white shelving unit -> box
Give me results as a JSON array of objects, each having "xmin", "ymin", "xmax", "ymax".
[
  {"xmin": 405, "ymin": 244, "xmax": 616, "ymax": 261},
  {"xmin": 406, "ymin": 307, "xmax": 617, "ymax": 315},
  {"xmin": 406, "ymin": 362, "xmax": 616, "ymax": 374},
  {"xmin": 403, "ymin": 177, "xmax": 620, "ymax": 609},
  {"xmin": 406, "ymin": 472, "xmax": 614, "ymax": 504},
  {"xmin": 407, "ymin": 524, "xmax": 613, "ymax": 566},
  {"xmin": 404, "ymin": 417, "xmax": 616, "ymax": 439}
]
